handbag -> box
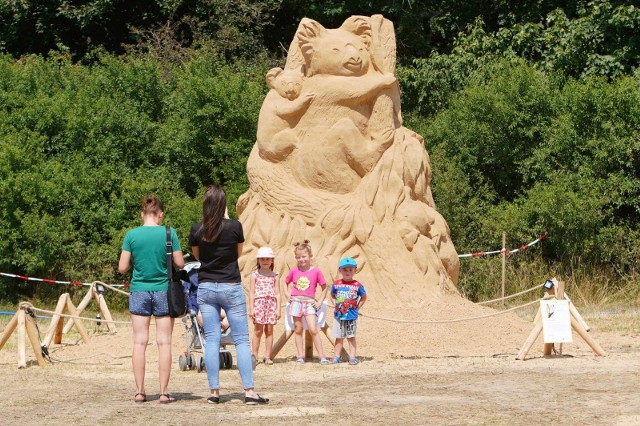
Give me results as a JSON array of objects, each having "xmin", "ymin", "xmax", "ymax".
[{"xmin": 166, "ymin": 226, "xmax": 187, "ymax": 318}]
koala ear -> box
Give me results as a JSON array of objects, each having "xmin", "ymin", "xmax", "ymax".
[
  {"xmin": 297, "ymin": 18, "xmax": 326, "ymax": 59},
  {"xmin": 265, "ymin": 67, "xmax": 283, "ymax": 86},
  {"xmin": 340, "ymin": 16, "xmax": 372, "ymax": 47}
]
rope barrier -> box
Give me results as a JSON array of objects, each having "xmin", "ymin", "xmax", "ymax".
[
  {"xmin": 457, "ymin": 233, "xmax": 548, "ymax": 258},
  {"xmin": 0, "ymin": 272, "xmax": 129, "ymax": 288},
  {"xmin": 358, "ymin": 299, "xmax": 540, "ymax": 324},
  {"xmin": 28, "ymin": 306, "xmax": 136, "ymax": 325},
  {"xmin": 94, "ymin": 281, "xmax": 130, "ymax": 297},
  {"xmin": 476, "ymin": 284, "xmax": 543, "ymax": 305}
]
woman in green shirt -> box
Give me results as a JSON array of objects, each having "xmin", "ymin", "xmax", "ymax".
[{"xmin": 119, "ymin": 194, "xmax": 184, "ymax": 403}]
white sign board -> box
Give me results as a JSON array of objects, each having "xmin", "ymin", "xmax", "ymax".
[
  {"xmin": 285, "ymin": 301, "xmax": 328, "ymax": 331},
  {"xmin": 541, "ymin": 300, "xmax": 572, "ymax": 343}
]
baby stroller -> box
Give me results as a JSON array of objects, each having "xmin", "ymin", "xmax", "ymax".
[{"xmin": 177, "ymin": 262, "xmax": 237, "ymax": 372}]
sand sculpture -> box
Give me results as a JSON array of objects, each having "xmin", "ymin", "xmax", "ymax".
[{"xmin": 238, "ymin": 15, "xmax": 460, "ymax": 305}]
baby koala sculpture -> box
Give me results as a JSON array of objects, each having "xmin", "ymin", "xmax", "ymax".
[{"xmin": 256, "ymin": 66, "xmax": 313, "ymax": 162}]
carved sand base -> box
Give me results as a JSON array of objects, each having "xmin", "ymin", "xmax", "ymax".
[{"xmin": 238, "ymin": 126, "xmax": 460, "ymax": 306}]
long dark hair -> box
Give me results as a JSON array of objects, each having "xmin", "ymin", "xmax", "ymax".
[{"xmin": 201, "ymin": 184, "xmax": 227, "ymax": 242}]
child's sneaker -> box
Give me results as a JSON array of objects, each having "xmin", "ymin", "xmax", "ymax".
[
  {"xmin": 348, "ymin": 357, "xmax": 359, "ymax": 365},
  {"xmin": 295, "ymin": 357, "xmax": 305, "ymax": 364},
  {"xmin": 319, "ymin": 357, "xmax": 330, "ymax": 365},
  {"xmin": 332, "ymin": 356, "xmax": 343, "ymax": 364}
]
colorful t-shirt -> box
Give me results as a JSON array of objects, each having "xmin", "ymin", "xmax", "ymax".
[
  {"xmin": 122, "ymin": 226, "xmax": 181, "ymax": 292},
  {"xmin": 285, "ymin": 267, "xmax": 326, "ymax": 298},
  {"xmin": 331, "ymin": 279, "xmax": 366, "ymax": 320}
]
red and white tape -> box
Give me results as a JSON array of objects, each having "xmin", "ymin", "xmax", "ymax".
[
  {"xmin": 0, "ymin": 272, "xmax": 129, "ymax": 288},
  {"xmin": 457, "ymin": 233, "xmax": 548, "ymax": 258}
]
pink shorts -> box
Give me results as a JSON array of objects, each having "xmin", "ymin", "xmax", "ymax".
[{"xmin": 288, "ymin": 300, "xmax": 316, "ymax": 318}]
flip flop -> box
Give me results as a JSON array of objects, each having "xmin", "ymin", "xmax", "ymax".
[
  {"xmin": 134, "ymin": 392, "xmax": 147, "ymax": 403},
  {"xmin": 159, "ymin": 393, "xmax": 176, "ymax": 404},
  {"xmin": 245, "ymin": 395, "xmax": 269, "ymax": 405}
]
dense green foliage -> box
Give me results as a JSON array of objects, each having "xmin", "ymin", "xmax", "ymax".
[
  {"xmin": 1, "ymin": 1, "xmax": 639, "ymax": 302},
  {"xmin": 0, "ymin": 52, "xmax": 266, "ymax": 301}
]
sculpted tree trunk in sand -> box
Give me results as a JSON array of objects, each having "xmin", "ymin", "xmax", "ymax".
[{"xmin": 238, "ymin": 15, "xmax": 460, "ymax": 305}]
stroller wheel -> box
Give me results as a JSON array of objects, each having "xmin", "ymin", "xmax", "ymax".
[
  {"xmin": 188, "ymin": 353, "xmax": 196, "ymax": 370},
  {"xmin": 224, "ymin": 351, "xmax": 233, "ymax": 369},
  {"xmin": 178, "ymin": 353, "xmax": 188, "ymax": 371},
  {"xmin": 197, "ymin": 356, "xmax": 205, "ymax": 373}
]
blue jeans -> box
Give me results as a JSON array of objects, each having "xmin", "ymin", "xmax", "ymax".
[{"xmin": 197, "ymin": 282, "xmax": 254, "ymax": 390}]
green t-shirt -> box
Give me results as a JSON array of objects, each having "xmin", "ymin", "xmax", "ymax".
[{"xmin": 122, "ymin": 226, "xmax": 181, "ymax": 292}]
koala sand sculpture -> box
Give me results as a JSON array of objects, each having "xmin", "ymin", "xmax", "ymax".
[{"xmin": 238, "ymin": 15, "xmax": 460, "ymax": 304}]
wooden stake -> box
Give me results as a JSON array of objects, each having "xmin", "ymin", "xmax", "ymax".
[
  {"xmin": 17, "ymin": 309, "xmax": 26, "ymax": 368},
  {"xmin": 24, "ymin": 315, "xmax": 46, "ymax": 367},
  {"xmin": 54, "ymin": 308, "xmax": 65, "ymax": 344},
  {"xmin": 304, "ymin": 330, "xmax": 313, "ymax": 360},
  {"xmin": 321, "ymin": 326, "xmax": 349, "ymax": 361},
  {"xmin": 0, "ymin": 311, "xmax": 19, "ymax": 351},
  {"xmin": 515, "ymin": 310, "xmax": 543, "ymax": 360},
  {"xmin": 63, "ymin": 285, "xmax": 94, "ymax": 334},
  {"xmin": 501, "ymin": 231, "xmax": 506, "ymax": 307},
  {"xmin": 94, "ymin": 290, "xmax": 117, "ymax": 332},
  {"xmin": 271, "ymin": 330, "xmax": 293, "ymax": 358},
  {"xmin": 43, "ymin": 294, "xmax": 68, "ymax": 348},
  {"xmin": 571, "ymin": 315, "xmax": 606, "ymax": 356},
  {"xmin": 65, "ymin": 297, "xmax": 90, "ymax": 344}
]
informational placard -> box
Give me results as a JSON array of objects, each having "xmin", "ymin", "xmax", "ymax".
[{"xmin": 541, "ymin": 300, "xmax": 572, "ymax": 343}]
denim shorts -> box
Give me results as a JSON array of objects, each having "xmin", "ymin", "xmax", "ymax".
[{"xmin": 129, "ymin": 290, "xmax": 170, "ymax": 317}]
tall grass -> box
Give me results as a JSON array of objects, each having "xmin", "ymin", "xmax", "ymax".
[{"xmin": 460, "ymin": 253, "xmax": 640, "ymax": 307}]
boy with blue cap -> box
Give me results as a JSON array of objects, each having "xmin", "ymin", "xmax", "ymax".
[{"xmin": 330, "ymin": 257, "xmax": 367, "ymax": 365}]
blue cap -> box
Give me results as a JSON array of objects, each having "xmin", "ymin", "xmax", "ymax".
[{"xmin": 339, "ymin": 257, "xmax": 357, "ymax": 269}]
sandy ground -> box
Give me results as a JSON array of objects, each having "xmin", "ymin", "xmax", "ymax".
[{"xmin": 0, "ymin": 298, "xmax": 639, "ymax": 426}]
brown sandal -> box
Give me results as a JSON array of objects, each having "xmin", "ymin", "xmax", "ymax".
[
  {"xmin": 159, "ymin": 394, "xmax": 176, "ymax": 404},
  {"xmin": 134, "ymin": 392, "xmax": 147, "ymax": 403}
]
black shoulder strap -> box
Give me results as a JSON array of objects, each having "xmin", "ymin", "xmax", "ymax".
[{"xmin": 165, "ymin": 226, "xmax": 173, "ymax": 281}]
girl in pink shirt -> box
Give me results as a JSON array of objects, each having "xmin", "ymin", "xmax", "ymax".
[{"xmin": 285, "ymin": 241, "xmax": 329, "ymax": 364}]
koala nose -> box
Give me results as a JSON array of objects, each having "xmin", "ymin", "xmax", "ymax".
[{"xmin": 345, "ymin": 45, "xmax": 359, "ymax": 61}]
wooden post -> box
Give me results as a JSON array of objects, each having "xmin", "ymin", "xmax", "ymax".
[
  {"xmin": 65, "ymin": 297, "xmax": 90, "ymax": 344},
  {"xmin": 501, "ymin": 231, "xmax": 506, "ymax": 307},
  {"xmin": 271, "ymin": 330, "xmax": 293, "ymax": 358},
  {"xmin": 17, "ymin": 309, "xmax": 26, "ymax": 368},
  {"xmin": 63, "ymin": 284, "xmax": 94, "ymax": 334},
  {"xmin": 516, "ymin": 308, "xmax": 543, "ymax": 360},
  {"xmin": 43, "ymin": 293, "xmax": 68, "ymax": 348},
  {"xmin": 304, "ymin": 330, "xmax": 313, "ymax": 360},
  {"xmin": 0, "ymin": 311, "xmax": 19, "ymax": 351},
  {"xmin": 570, "ymin": 316, "xmax": 606, "ymax": 356},
  {"xmin": 518, "ymin": 277, "xmax": 605, "ymax": 359},
  {"xmin": 24, "ymin": 315, "xmax": 46, "ymax": 367},
  {"xmin": 321, "ymin": 326, "xmax": 349, "ymax": 361},
  {"xmin": 94, "ymin": 290, "xmax": 117, "ymax": 332},
  {"xmin": 569, "ymin": 301, "xmax": 590, "ymax": 332}
]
